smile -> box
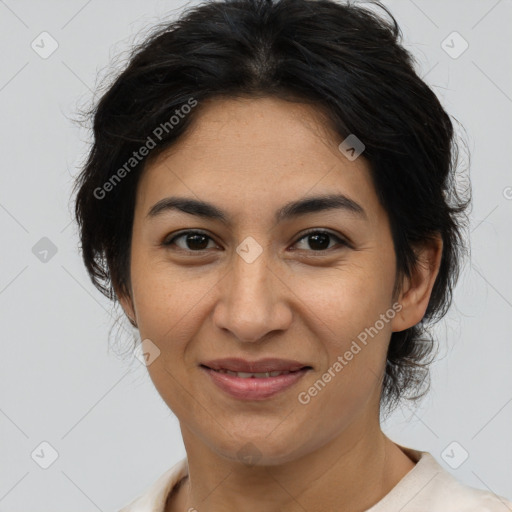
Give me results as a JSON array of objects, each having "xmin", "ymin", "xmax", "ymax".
[
  {"xmin": 200, "ymin": 364, "xmax": 311, "ymax": 400},
  {"xmin": 211, "ymin": 369, "xmax": 297, "ymax": 378}
]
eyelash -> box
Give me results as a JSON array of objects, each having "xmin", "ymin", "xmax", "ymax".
[{"xmin": 162, "ymin": 229, "xmax": 350, "ymax": 254}]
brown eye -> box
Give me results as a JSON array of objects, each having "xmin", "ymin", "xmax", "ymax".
[
  {"xmin": 163, "ymin": 231, "xmax": 216, "ymax": 252},
  {"xmin": 162, "ymin": 229, "xmax": 349, "ymax": 254},
  {"xmin": 293, "ymin": 230, "xmax": 349, "ymax": 252}
]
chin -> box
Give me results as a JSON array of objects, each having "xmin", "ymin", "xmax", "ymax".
[{"xmin": 211, "ymin": 429, "xmax": 305, "ymax": 467}]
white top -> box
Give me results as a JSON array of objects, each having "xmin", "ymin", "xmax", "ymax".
[{"xmin": 118, "ymin": 444, "xmax": 512, "ymax": 512}]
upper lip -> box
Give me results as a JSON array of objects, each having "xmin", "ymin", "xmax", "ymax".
[{"xmin": 201, "ymin": 358, "xmax": 312, "ymax": 373}]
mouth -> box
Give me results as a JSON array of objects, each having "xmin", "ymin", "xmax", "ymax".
[
  {"xmin": 199, "ymin": 358, "xmax": 313, "ymax": 400},
  {"xmin": 203, "ymin": 368, "xmax": 305, "ymax": 378},
  {"xmin": 200, "ymin": 357, "xmax": 312, "ymax": 373}
]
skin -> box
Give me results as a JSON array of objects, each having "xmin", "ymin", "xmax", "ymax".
[{"xmin": 117, "ymin": 96, "xmax": 443, "ymax": 512}]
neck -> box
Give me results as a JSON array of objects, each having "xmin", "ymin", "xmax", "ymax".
[{"xmin": 167, "ymin": 416, "xmax": 416, "ymax": 512}]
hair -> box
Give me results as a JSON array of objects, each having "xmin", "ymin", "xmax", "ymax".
[{"xmin": 72, "ymin": 0, "xmax": 470, "ymax": 417}]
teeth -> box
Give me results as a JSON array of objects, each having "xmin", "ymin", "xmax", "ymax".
[{"xmin": 215, "ymin": 369, "xmax": 292, "ymax": 378}]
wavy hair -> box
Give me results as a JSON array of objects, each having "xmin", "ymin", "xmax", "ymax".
[{"xmin": 72, "ymin": 0, "xmax": 471, "ymax": 416}]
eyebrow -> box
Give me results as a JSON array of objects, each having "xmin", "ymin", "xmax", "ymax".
[{"xmin": 146, "ymin": 193, "xmax": 367, "ymax": 224}]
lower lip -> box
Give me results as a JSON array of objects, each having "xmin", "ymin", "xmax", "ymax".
[{"xmin": 201, "ymin": 367, "xmax": 310, "ymax": 400}]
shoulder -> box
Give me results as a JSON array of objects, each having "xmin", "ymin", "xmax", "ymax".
[
  {"xmin": 117, "ymin": 458, "xmax": 188, "ymax": 512},
  {"xmin": 426, "ymin": 473, "xmax": 512, "ymax": 512},
  {"xmin": 369, "ymin": 445, "xmax": 512, "ymax": 512},
  {"xmin": 395, "ymin": 448, "xmax": 512, "ymax": 512}
]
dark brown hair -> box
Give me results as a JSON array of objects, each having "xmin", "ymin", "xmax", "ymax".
[{"xmin": 72, "ymin": 0, "xmax": 470, "ymax": 416}]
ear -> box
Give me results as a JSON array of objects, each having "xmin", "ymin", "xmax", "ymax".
[
  {"xmin": 114, "ymin": 282, "xmax": 137, "ymax": 328},
  {"xmin": 391, "ymin": 234, "xmax": 443, "ymax": 333}
]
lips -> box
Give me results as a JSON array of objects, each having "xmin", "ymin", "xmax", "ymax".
[
  {"xmin": 200, "ymin": 357, "xmax": 312, "ymax": 373},
  {"xmin": 199, "ymin": 358, "xmax": 312, "ymax": 400},
  {"xmin": 201, "ymin": 366, "xmax": 311, "ymax": 400}
]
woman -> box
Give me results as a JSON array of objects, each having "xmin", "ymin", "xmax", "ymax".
[{"xmin": 72, "ymin": 0, "xmax": 511, "ymax": 510}]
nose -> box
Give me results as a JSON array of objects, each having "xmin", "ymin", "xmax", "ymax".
[{"xmin": 212, "ymin": 248, "xmax": 293, "ymax": 343}]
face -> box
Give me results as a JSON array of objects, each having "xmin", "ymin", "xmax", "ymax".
[{"xmin": 120, "ymin": 96, "xmax": 408, "ymax": 465}]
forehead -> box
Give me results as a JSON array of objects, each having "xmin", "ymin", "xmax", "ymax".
[
  {"xmin": 135, "ymin": 96, "xmax": 380, "ymax": 223},
  {"xmin": 149, "ymin": 96, "xmax": 345, "ymax": 168}
]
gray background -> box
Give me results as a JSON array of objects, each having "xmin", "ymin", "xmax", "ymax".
[{"xmin": 0, "ymin": 0, "xmax": 511, "ymax": 510}]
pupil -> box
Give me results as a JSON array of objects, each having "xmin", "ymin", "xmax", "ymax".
[
  {"xmin": 309, "ymin": 233, "xmax": 329, "ymax": 250},
  {"xmin": 187, "ymin": 234, "xmax": 208, "ymax": 250}
]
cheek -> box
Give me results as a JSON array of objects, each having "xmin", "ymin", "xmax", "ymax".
[
  {"xmin": 129, "ymin": 258, "xmax": 206, "ymax": 415},
  {"xmin": 294, "ymin": 258, "xmax": 395, "ymax": 400},
  {"xmin": 295, "ymin": 260, "xmax": 395, "ymax": 342},
  {"xmin": 129, "ymin": 248, "xmax": 212, "ymax": 339},
  {"xmin": 297, "ymin": 284, "xmax": 393, "ymax": 434}
]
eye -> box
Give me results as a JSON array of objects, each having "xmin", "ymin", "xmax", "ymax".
[
  {"xmin": 163, "ymin": 230, "xmax": 218, "ymax": 252},
  {"xmin": 163, "ymin": 229, "xmax": 349, "ymax": 253},
  {"xmin": 293, "ymin": 229, "xmax": 349, "ymax": 252}
]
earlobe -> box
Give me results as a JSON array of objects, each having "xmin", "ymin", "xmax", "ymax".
[
  {"xmin": 391, "ymin": 235, "xmax": 443, "ymax": 333},
  {"xmin": 114, "ymin": 283, "xmax": 137, "ymax": 327}
]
